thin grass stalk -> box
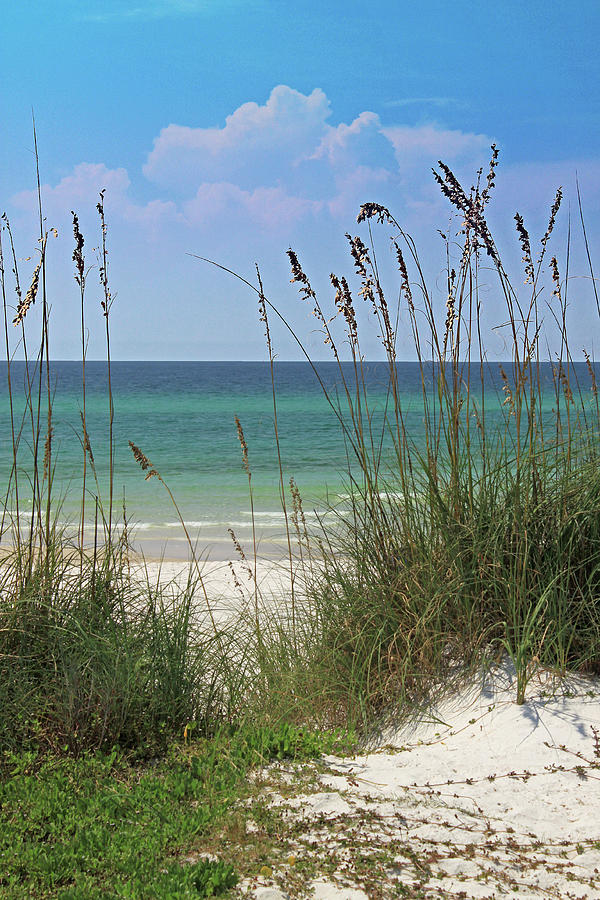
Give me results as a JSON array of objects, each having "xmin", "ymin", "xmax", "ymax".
[
  {"xmin": 32, "ymin": 123, "xmax": 54, "ymax": 565},
  {"xmin": 576, "ymin": 177, "xmax": 600, "ymax": 320},
  {"xmin": 4, "ymin": 215, "xmax": 42, "ymax": 577},
  {"xmin": 234, "ymin": 414, "xmax": 260, "ymax": 641},
  {"xmin": 256, "ymin": 265, "xmax": 297, "ymax": 640},
  {"xmin": 72, "ymin": 212, "xmax": 88, "ymax": 568},
  {"xmin": 0, "ymin": 227, "xmax": 21, "ymax": 566},
  {"xmin": 97, "ymin": 191, "xmax": 114, "ymax": 545}
]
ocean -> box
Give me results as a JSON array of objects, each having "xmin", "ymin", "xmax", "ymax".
[{"xmin": 0, "ymin": 361, "xmax": 596, "ymax": 558}]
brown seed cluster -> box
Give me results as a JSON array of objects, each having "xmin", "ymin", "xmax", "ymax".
[
  {"xmin": 514, "ymin": 213, "xmax": 535, "ymax": 284},
  {"xmin": 499, "ymin": 365, "xmax": 514, "ymax": 413},
  {"xmin": 330, "ymin": 273, "xmax": 357, "ymax": 344},
  {"xmin": 129, "ymin": 441, "xmax": 158, "ymax": 480},
  {"xmin": 256, "ymin": 264, "xmax": 272, "ymax": 359},
  {"xmin": 356, "ymin": 202, "xmax": 392, "ymax": 225},
  {"xmin": 392, "ymin": 240, "xmax": 414, "ymax": 313},
  {"xmin": 97, "ymin": 191, "xmax": 112, "ymax": 318},
  {"xmin": 583, "ymin": 348, "xmax": 598, "ymax": 397},
  {"xmin": 480, "ymin": 143, "xmax": 500, "ymax": 206},
  {"xmin": 541, "ymin": 188, "xmax": 563, "ymax": 249},
  {"xmin": 80, "ymin": 411, "xmax": 94, "ymax": 464},
  {"xmin": 549, "ymin": 256, "xmax": 561, "ymax": 298},
  {"xmin": 558, "ymin": 362, "xmax": 573, "ymax": 404},
  {"xmin": 432, "ymin": 151, "xmax": 499, "ymax": 264},
  {"xmin": 288, "ymin": 248, "xmax": 336, "ymax": 348},
  {"xmin": 235, "ymin": 415, "xmax": 250, "ymax": 476},
  {"xmin": 43, "ymin": 421, "xmax": 53, "ymax": 482},
  {"xmin": 13, "ymin": 251, "xmax": 43, "ymax": 326},
  {"xmin": 72, "ymin": 211, "xmax": 85, "ymax": 287}
]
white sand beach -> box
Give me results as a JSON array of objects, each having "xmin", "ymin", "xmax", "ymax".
[
  {"xmin": 241, "ymin": 661, "xmax": 600, "ymax": 898},
  {"xmin": 138, "ymin": 557, "xmax": 600, "ymax": 898}
]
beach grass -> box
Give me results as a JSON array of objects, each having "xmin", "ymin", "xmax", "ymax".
[
  {"xmin": 1, "ymin": 144, "xmax": 599, "ymax": 894},
  {"xmin": 197, "ymin": 148, "xmax": 600, "ymax": 732}
]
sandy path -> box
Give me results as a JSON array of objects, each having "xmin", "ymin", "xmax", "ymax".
[
  {"xmin": 135, "ymin": 557, "xmax": 600, "ymax": 897},
  {"xmin": 240, "ymin": 661, "xmax": 600, "ymax": 899}
]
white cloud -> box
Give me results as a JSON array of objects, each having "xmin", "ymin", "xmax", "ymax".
[
  {"xmin": 10, "ymin": 89, "xmax": 501, "ymax": 247},
  {"xmin": 5, "ymin": 85, "xmax": 599, "ymax": 361},
  {"xmin": 312, "ymin": 111, "xmax": 397, "ymax": 171},
  {"xmin": 144, "ymin": 85, "xmax": 331, "ymax": 191},
  {"xmin": 12, "ymin": 163, "xmax": 131, "ymax": 213},
  {"xmin": 142, "ymin": 85, "xmax": 496, "ymax": 236},
  {"xmin": 11, "ymin": 162, "xmax": 180, "ymax": 236},
  {"xmin": 183, "ymin": 182, "xmax": 321, "ymax": 229},
  {"xmin": 383, "ymin": 124, "xmax": 491, "ymax": 169}
]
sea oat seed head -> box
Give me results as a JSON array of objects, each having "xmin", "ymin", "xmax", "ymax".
[
  {"xmin": 235, "ymin": 416, "xmax": 250, "ymax": 476},
  {"xmin": 72, "ymin": 211, "xmax": 85, "ymax": 286},
  {"xmin": 13, "ymin": 251, "xmax": 44, "ymax": 326},
  {"xmin": 550, "ymin": 256, "xmax": 561, "ymax": 297},
  {"xmin": 583, "ymin": 348, "xmax": 598, "ymax": 397},
  {"xmin": 357, "ymin": 202, "xmax": 392, "ymax": 225},
  {"xmin": 541, "ymin": 187, "xmax": 563, "ymax": 249},
  {"xmin": 514, "ymin": 213, "xmax": 535, "ymax": 284},
  {"xmin": 129, "ymin": 441, "xmax": 158, "ymax": 479}
]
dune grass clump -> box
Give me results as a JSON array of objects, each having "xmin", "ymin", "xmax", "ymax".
[
  {"xmin": 0, "ymin": 168, "xmax": 238, "ymax": 757},
  {"xmin": 207, "ymin": 148, "xmax": 600, "ymax": 728}
]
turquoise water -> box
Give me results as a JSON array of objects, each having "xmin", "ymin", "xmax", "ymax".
[{"xmin": 1, "ymin": 361, "xmax": 597, "ymax": 556}]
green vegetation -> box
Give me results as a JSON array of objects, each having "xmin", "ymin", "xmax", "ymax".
[
  {"xmin": 1, "ymin": 143, "xmax": 599, "ymax": 895},
  {"xmin": 0, "ymin": 725, "xmax": 348, "ymax": 898}
]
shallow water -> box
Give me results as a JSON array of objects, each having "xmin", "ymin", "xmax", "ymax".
[{"xmin": 0, "ymin": 360, "xmax": 596, "ymax": 556}]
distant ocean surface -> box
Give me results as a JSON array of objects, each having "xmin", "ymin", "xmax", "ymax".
[{"xmin": 0, "ymin": 361, "xmax": 597, "ymax": 557}]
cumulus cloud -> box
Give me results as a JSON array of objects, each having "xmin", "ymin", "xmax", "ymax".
[
  {"xmin": 8, "ymin": 87, "xmax": 508, "ymax": 245},
  {"xmin": 5, "ymin": 84, "xmax": 598, "ymax": 361},
  {"xmin": 11, "ymin": 162, "xmax": 180, "ymax": 237},
  {"xmin": 11, "ymin": 163, "xmax": 131, "ymax": 213},
  {"xmin": 384, "ymin": 124, "xmax": 491, "ymax": 169},
  {"xmin": 144, "ymin": 85, "xmax": 332, "ymax": 191},
  {"xmin": 183, "ymin": 182, "xmax": 322, "ymax": 229},
  {"xmin": 140, "ymin": 84, "xmax": 497, "ymax": 235}
]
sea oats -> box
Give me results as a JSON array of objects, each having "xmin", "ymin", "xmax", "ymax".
[
  {"xmin": 499, "ymin": 365, "xmax": 514, "ymax": 412},
  {"xmin": 13, "ymin": 241, "xmax": 45, "ymax": 326},
  {"xmin": 480, "ymin": 143, "xmax": 500, "ymax": 206},
  {"xmin": 558, "ymin": 362, "xmax": 573, "ymax": 404},
  {"xmin": 540, "ymin": 187, "xmax": 563, "ymax": 250},
  {"xmin": 43, "ymin": 419, "xmax": 53, "ymax": 483},
  {"xmin": 235, "ymin": 415, "xmax": 250, "ymax": 476},
  {"xmin": 356, "ymin": 202, "xmax": 392, "ymax": 225},
  {"xmin": 583, "ymin": 348, "xmax": 598, "ymax": 397},
  {"xmin": 72, "ymin": 211, "xmax": 85, "ymax": 287},
  {"xmin": 433, "ymin": 159, "xmax": 499, "ymax": 264},
  {"xmin": 289, "ymin": 476, "xmax": 308, "ymax": 541},
  {"xmin": 128, "ymin": 441, "xmax": 158, "ymax": 480},
  {"xmin": 550, "ymin": 255, "xmax": 561, "ymax": 297},
  {"xmin": 256, "ymin": 264, "xmax": 272, "ymax": 359},
  {"xmin": 330, "ymin": 273, "xmax": 357, "ymax": 344},
  {"xmin": 515, "ymin": 213, "xmax": 535, "ymax": 284},
  {"xmin": 228, "ymin": 528, "xmax": 253, "ymax": 580},
  {"xmin": 392, "ymin": 240, "xmax": 414, "ymax": 313},
  {"xmin": 288, "ymin": 247, "xmax": 339, "ymax": 351},
  {"xmin": 80, "ymin": 412, "xmax": 94, "ymax": 465}
]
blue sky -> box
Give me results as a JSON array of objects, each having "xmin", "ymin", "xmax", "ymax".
[{"xmin": 2, "ymin": 0, "xmax": 599, "ymax": 359}]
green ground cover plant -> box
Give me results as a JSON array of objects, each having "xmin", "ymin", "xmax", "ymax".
[{"xmin": 0, "ymin": 725, "xmax": 350, "ymax": 898}]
